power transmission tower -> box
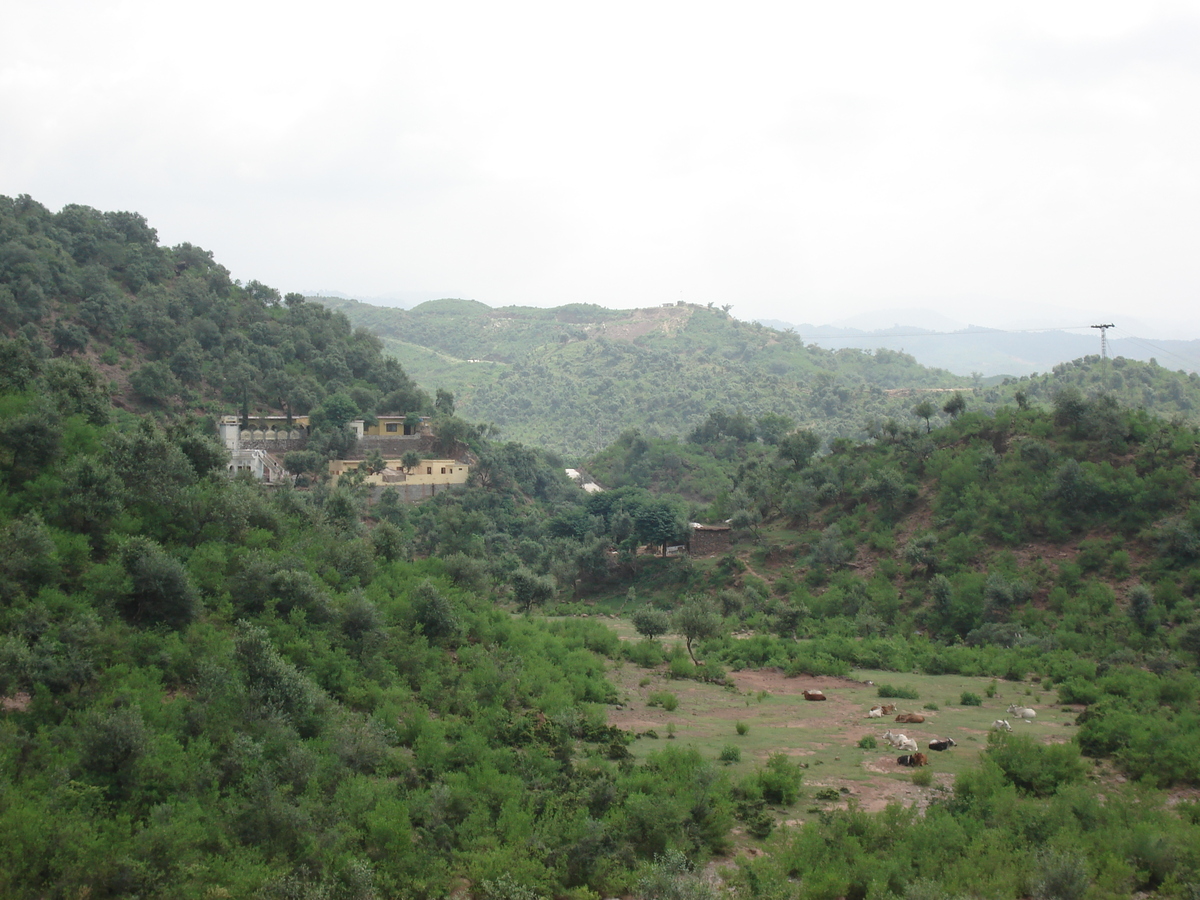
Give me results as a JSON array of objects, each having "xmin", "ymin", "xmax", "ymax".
[{"xmin": 1091, "ymin": 323, "xmax": 1114, "ymax": 359}]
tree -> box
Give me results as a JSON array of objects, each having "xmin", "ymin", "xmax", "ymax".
[
  {"xmin": 942, "ymin": 392, "xmax": 966, "ymax": 419},
  {"xmin": 130, "ymin": 361, "xmax": 181, "ymax": 404},
  {"xmin": 756, "ymin": 412, "xmax": 795, "ymax": 446},
  {"xmin": 116, "ymin": 536, "xmax": 200, "ymax": 628},
  {"xmin": 435, "ymin": 388, "xmax": 455, "ymax": 416},
  {"xmin": 401, "ymin": 450, "xmax": 421, "ymax": 474},
  {"xmin": 634, "ymin": 498, "xmax": 685, "ymax": 556},
  {"xmin": 310, "ymin": 393, "xmax": 359, "ymax": 430},
  {"xmin": 729, "ymin": 507, "xmax": 762, "ymax": 542},
  {"xmin": 365, "ymin": 449, "xmax": 386, "ymax": 475},
  {"xmin": 284, "ymin": 450, "xmax": 325, "ymax": 479},
  {"xmin": 912, "ymin": 399, "xmax": 935, "ymax": 433},
  {"xmin": 674, "ymin": 597, "xmax": 720, "ymax": 665},
  {"xmin": 777, "ymin": 430, "xmax": 821, "ymax": 470},
  {"xmin": 511, "ymin": 568, "xmax": 557, "ymax": 613},
  {"xmin": 631, "ymin": 606, "xmax": 671, "ymax": 641}
]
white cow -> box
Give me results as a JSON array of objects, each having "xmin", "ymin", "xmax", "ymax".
[
  {"xmin": 867, "ymin": 706, "xmax": 884, "ymax": 718},
  {"xmin": 992, "ymin": 719, "xmax": 1012, "ymax": 732},
  {"xmin": 883, "ymin": 730, "xmax": 918, "ymax": 752},
  {"xmin": 1007, "ymin": 704, "xmax": 1036, "ymax": 722}
]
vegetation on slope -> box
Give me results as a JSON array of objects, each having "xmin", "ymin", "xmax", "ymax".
[
  {"xmin": 7, "ymin": 194, "xmax": 1200, "ymax": 898},
  {"xmin": 322, "ymin": 295, "xmax": 1200, "ymax": 463},
  {"xmin": 0, "ymin": 194, "xmax": 431, "ymax": 422}
]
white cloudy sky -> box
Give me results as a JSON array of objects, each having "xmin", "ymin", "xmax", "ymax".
[{"xmin": 3, "ymin": 1, "xmax": 1199, "ymax": 336}]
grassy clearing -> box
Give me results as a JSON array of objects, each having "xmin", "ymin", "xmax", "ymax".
[{"xmin": 606, "ymin": 652, "xmax": 1076, "ymax": 809}]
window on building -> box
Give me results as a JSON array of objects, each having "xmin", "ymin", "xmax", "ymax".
[
  {"xmin": 441, "ymin": 467, "xmax": 446, "ymax": 474},
  {"xmin": 386, "ymin": 423, "xmax": 398, "ymax": 432},
  {"xmin": 426, "ymin": 467, "xmax": 432, "ymax": 475}
]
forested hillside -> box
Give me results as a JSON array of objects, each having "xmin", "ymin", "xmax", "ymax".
[
  {"xmin": 0, "ymin": 195, "xmax": 431, "ymax": 422},
  {"xmin": 319, "ymin": 295, "xmax": 1200, "ymax": 462},
  {"xmin": 6, "ymin": 195, "xmax": 1200, "ymax": 899},
  {"xmin": 316, "ymin": 296, "xmax": 969, "ymax": 459}
]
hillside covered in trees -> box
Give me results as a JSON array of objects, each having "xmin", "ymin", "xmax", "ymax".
[
  {"xmin": 0, "ymin": 194, "xmax": 434, "ymax": 425},
  {"xmin": 6, "ymin": 195, "xmax": 1200, "ymax": 899},
  {"xmin": 319, "ymin": 296, "xmax": 1200, "ymax": 462}
]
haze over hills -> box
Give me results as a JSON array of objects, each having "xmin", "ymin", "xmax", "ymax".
[{"xmin": 762, "ymin": 317, "xmax": 1200, "ymax": 378}]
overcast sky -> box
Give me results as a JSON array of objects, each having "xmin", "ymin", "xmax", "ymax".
[{"xmin": 3, "ymin": 1, "xmax": 1199, "ymax": 337}]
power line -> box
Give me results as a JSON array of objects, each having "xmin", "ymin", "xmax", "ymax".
[{"xmin": 792, "ymin": 324, "xmax": 1101, "ymax": 341}]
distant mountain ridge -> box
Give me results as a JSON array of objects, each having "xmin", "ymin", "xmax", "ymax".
[{"xmin": 761, "ymin": 319, "xmax": 1200, "ymax": 377}]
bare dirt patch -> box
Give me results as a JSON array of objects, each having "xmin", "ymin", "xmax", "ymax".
[{"xmin": 2, "ymin": 692, "xmax": 31, "ymax": 712}]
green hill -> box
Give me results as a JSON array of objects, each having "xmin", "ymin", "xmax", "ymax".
[
  {"xmin": 316, "ymin": 296, "xmax": 970, "ymax": 459},
  {"xmin": 319, "ymin": 296, "xmax": 1200, "ymax": 462}
]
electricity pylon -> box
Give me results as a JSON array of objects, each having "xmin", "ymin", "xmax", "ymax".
[{"xmin": 1091, "ymin": 323, "xmax": 1115, "ymax": 359}]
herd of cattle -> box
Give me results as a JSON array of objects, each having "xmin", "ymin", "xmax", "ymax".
[{"xmin": 799, "ymin": 688, "xmax": 1037, "ymax": 769}]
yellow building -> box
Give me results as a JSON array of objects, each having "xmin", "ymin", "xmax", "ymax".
[
  {"xmin": 327, "ymin": 458, "xmax": 468, "ymax": 487},
  {"xmin": 360, "ymin": 415, "xmax": 429, "ymax": 437}
]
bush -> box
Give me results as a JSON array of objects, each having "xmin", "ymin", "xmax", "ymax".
[
  {"xmin": 857, "ymin": 735, "xmax": 877, "ymax": 750},
  {"xmin": 756, "ymin": 752, "xmax": 803, "ymax": 805},
  {"xmin": 736, "ymin": 721, "xmax": 748, "ymax": 736},
  {"xmin": 911, "ymin": 769, "xmax": 933, "ymax": 787},
  {"xmin": 627, "ymin": 640, "xmax": 665, "ymax": 668},
  {"xmin": 987, "ymin": 733, "xmax": 1086, "ymax": 797},
  {"xmin": 648, "ymin": 691, "xmax": 679, "ymax": 712},
  {"xmin": 960, "ymin": 692, "xmax": 982, "ymax": 706},
  {"xmin": 719, "ymin": 745, "xmax": 741, "ymax": 764},
  {"xmin": 877, "ymin": 684, "xmax": 920, "ymax": 699}
]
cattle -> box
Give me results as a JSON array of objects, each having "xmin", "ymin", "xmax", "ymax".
[
  {"xmin": 897, "ymin": 752, "xmax": 928, "ymax": 767},
  {"xmin": 1007, "ymin": 704, "xmax": 1036, "ymax": 721},
  {"xmin": 803, "ymin": 690, "xmax": 826, "ymax": 701},
  {"xmin": 881, "ymin": 703, "xmax": 897, "ymax": 715},
  {"xmin": 883, "ymin": 731, "xmax": 919, "ymax": 753},
  {"xmin": 928, "ymin": 738, "xmax": 957, "ymax": 751},
  {"xmin": 895, "ymin": 713, "xmax": 925, "ymax": 724},
  {"xmin": 992, "ymin": 719, "xmax": 1012, "ymax": 732},
  {"xmin": 867, "ymin": 706, "xmax": 884, "ymax": 718}
]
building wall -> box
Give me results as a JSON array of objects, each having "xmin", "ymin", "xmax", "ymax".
[
  {"xmin": 689, "ymin": 527, "xmax": 732, "ymax": 556},
  {"xmin": 328, "ymin": 458, "xmax": 469, "ymax": 487}
]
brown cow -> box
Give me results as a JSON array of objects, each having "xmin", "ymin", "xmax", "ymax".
[
  {"xmin": 802, "ymin": 690, "xmax": 826, "ymax": 701},
  {"xmin": 897, "ymin": 752, "xmax": 928, "ymax": 767},
  {"xmin": 880, "ymin": 703, "xmax": 897, "ymax": 715},
  {"xmin": 895, "ymin": 713, "xmax": 925, "ymax": 724}
]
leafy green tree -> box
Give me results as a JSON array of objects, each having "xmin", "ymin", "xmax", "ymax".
[
  {"xmin": 631, "ymin": 606, "xmax": 671, "ymax": 641},
  {"xmin": 756, "ymin": 412, "xmax": 795, "ymax": 446},
  {"xmin": 365, "ymin": 449, "xmax": 386, "ymax": 475},
  {"xmin": 942, "ymin": 392, "xmax": 966, "ymax": 419},
  {"xmin": 130, "ymin": 360, "xmax": 181, "ymax": 404},
  {"xmin": 1127, "ymin": 583, "xmax": 1160, "ymax": 636},
  {"xmin": 0, "ymin": 513, "xmax": 60, "ymax": 597},
  {"xmin": 674, "ymin": 597, "xmax": 720, "ymax": 665},
  {"xmin": 284, "ymin": 449, "xmax": 325, "ymax": 478},
  {"xmin": 52, "ymin": 319, "xmax": 89, "ymax": 355},
  {"xmin": 912, "ymin": 399, "xmax": 935, "ymax": 433},
  {"xmin": 402, "ymin": 450, "xmax": 422, "ymax": 474},
  {"xmin": 412, "ymin": 579, "xmax": 463, "ymax": 645},
  {"xmin": 116, "ymin": 536, "xmax": 200, "ymax": 628},
  {"xmin": 311, "ymin": 392, "xmax": 359, "ymax": 430},
  {"xmin": 511, "ymin": 568, "xmax": 556, "ymax": 613},
  {"xmin": 435, "ymin": 388, "xmax": 456, "ymax": 416},
  {"xmin": 777, "ymin": 430, "xmax": 821, "ymax": 470}
]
